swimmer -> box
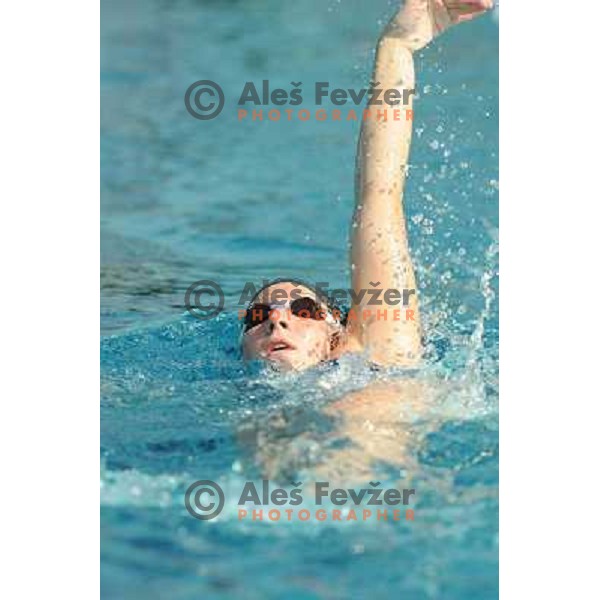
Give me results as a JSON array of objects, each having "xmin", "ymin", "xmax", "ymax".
[
  {"xmin": 239, "ymin": 0, "xmax": 494, "ymax": 484},
  {"xmin": 241, "ymin": 0, "xmax": 494, "ymax": 373}
]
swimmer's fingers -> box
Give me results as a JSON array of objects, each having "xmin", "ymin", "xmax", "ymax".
[
  {"xmin": 383, "ymin": 0, "xmax": 493, "ymax": 51},
  {"xmin": 434, "ymin": 0, "xmax": 494, "ymax": 26}
]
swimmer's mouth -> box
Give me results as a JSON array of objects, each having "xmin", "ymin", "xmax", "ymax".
[{"xmin": 266, "ymin": 340, "xmax": 296, "ymax": 356}]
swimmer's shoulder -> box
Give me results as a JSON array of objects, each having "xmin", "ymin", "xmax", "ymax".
[{"xmin": 336, "ymin": 335, "xmax": 422, "ymax": 371}]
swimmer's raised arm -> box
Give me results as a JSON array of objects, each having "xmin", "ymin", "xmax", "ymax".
[
  {"xmin": 348, "ymin": 29, "xmax": 420, "ymax": 367},
  {"xmin": 347, "ymin": 0, "xmax": 492, "ymax": 367}
]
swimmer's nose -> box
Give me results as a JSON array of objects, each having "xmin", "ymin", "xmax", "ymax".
[
  {"xmin": 268, "ymin": 320, "xmax": 288, "ymax": 332},
  {"xmin": 268, "ymin": 308, "xmax": 290, "ymax": 331}
]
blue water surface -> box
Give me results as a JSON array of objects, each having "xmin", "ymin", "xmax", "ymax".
[{"xmin": 101, "ymin": 0, "xmax": 499, "ymax": 598}]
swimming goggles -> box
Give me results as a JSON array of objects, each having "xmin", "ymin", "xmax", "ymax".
[{"xmin": 243, "ymin": 297, "xmax": 332, "ymax": 332}]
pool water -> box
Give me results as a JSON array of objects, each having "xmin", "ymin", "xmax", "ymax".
[{"xmin": 101, "ymin": 0, "xmax": 499, "ymax": 597}]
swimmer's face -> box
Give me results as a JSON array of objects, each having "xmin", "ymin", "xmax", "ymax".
[{"xmin": 241, "ymin": 283, "xmax": 332, "ymax": 372}]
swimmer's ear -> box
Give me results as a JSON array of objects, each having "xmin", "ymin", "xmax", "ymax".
[{"xmin": 329, "ymin": 327, "xmax": 343, "ymax": 353}]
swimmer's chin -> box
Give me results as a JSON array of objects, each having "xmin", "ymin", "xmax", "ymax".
[
  {"xmin": 252, "ymin": 351, "xmax": 317, "ymax": 373},
  {"xmin": 263, "ymin": 354, "xmax": 304, "ymax": 373}
]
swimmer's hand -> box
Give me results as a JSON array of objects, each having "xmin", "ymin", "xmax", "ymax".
[{"xmin": 384, "ymin": 0, "xmax": 494, "ymax": 51}]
